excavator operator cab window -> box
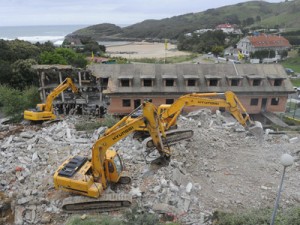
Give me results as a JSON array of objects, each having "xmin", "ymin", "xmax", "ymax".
[
  {"xmin": 113, "ymin": 154, "xmax": 123, "ymax": 175},
  {"xmin": 36, "ymin": 105, "xmax": 43, "ymax": 112},
  {"xmin": 108, "ymin": 162, "xmax": 114, "ymax": 173}
]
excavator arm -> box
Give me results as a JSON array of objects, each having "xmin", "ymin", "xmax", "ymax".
[
  {"xmin": 161, "ymin": 91, "xmax": 254, "ymax": 130},
  {"xmin": 44, "ymin": 78, "xmax": 79, "ymax": 112},
  {"xmin": 91, "ymin": 101, "xmax": 168, "ymax": 188}
]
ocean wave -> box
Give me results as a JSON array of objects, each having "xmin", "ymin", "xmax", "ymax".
[{"xmin": 17, "ymin": 35, "xmax": 65, "ymax": 44}]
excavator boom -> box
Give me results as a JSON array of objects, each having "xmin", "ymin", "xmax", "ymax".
[{"xmin": 129, "ymin": 91, "xmax": 262, "ymax": 138}]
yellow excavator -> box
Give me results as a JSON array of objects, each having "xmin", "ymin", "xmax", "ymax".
[
  {"xmin": 24, "ymin": 78, "xmax": 80, "ymax": 121},
  {"xmin": 127, "ymin": 91, "xmax": 262, "ymax": 139},
  {"xmin": 53, "ymin": 92, "xmax": 262, "ymax": 212},
  {"xmin": 53, "ymin": 101, "xmax": 192, "ymax": 212}
]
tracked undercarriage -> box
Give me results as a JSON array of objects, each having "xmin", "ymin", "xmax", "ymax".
[{"xmin": 62, "ymin": 193, "xmax": 132, "ymax": 213}]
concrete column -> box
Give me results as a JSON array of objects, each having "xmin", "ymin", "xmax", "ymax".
[
  {"xmin": 41, "ymin": 71, "xmax": 46, "ymax": 101},
  {"xmin": 98, "ymin": 78, "xmax": 102, "ymax": 104},
  {"xmin": 59, "ymin": 71, "xmax": 66, "ymax": 115},
  {"xmin": 78, "ymin": 71, "xmax": 82, "ymax": 88}
]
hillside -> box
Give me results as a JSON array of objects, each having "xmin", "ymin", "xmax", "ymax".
[{"xmin": 67, "ymin": 0, "xmax": 300, "ymax": 41}]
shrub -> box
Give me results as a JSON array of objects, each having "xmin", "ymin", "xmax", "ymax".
[
  {"xmin": 0, "ymin": 85, "xmax": 39, "ymax": 122},
  {"xmin": 66, "ymin": 215, "xmax": 121, "ymax": 225},
  {"xmin": 211, "ymin": 207, "xmax": 300, "ymax": 225},
  {"xmin": 123, "ymin": 206, "xmax": 162, "ymax": 225}
]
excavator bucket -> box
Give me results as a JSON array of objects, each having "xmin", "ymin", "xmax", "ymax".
[
  {"xmin": 248, "ymin": 121, "xmax": 264, "ymax": 137},
  {"xmin": 144, "ymin": 129, "xmax": 194, "ymax": 149},
  {"xmin": 143, "ymin": 129, "xmax": 194, "ymax": 165}
]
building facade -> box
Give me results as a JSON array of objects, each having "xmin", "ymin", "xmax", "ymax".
[{"xmin": 88, "ymin": 63, "xmax": 294, "ymax": 116}]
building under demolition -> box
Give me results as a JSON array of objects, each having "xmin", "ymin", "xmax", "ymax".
[
  {"xmin": 32, "ymin": 63, "xmax": 295, "ymax": 121},
  {"xmin": 32, "ymin": 64, "xmax": 107, "ymax": 117}
]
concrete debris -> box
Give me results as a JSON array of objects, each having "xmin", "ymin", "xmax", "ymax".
[
  {"xmin": 0, "ymin": 111, "xmax": 300, "ymax": 225},
  {"xmin": 14, "ymin": 206, "xmax": 25, "ymax": 225},
  {"xmin": 129, "ymin": 186, "xmax": 142, "ymax": 197},
  {"xmin": 289, "ymin": 137, "xmax": 299, "ymax": 143},
  {"xmin": 186, "ymin": 182, "xmax": 193, "ymax": 193},
  {"xmin": 152, "ymin": 203, "xmax": 184, "ymax": 215}
]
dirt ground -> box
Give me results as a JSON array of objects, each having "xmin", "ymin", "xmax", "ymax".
[{"xmin": 106, "ymin": 41, "xmax": 190, "ymax": 59}]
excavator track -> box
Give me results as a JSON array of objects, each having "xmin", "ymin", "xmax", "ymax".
[
  {"xmin": 144, "ymin": 129, "xmax": 194, "ymax": 149},
  {"xmin": 62, "ymin": 193, "xmax": 132, "ymax": 213}
]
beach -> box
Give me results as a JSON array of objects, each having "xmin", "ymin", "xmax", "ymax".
[{"xmin": 106, "ymin": 41, "xmax": 190, "ymax": 59}]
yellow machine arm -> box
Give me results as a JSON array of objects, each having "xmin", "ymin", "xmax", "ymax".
[
  {"xmin": 91, "ymin": 101, "xmax": 169, "ymax": 189},
  {"xmin": 161, "ymin": 91, "xmax": 253, "ymax": 130},
  {"xmin": 44, "ymin": 77, "xmax": 79, "ymax": 112}
]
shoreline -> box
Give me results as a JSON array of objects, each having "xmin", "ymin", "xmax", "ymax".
[{"xmin": 106, "ymin": 41, "xmax": 190, "ymax": 59}]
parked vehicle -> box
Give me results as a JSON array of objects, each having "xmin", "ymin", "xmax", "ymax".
[{"xmin": 285, "ymin": 68, "xmax": 294, "ymax": 75}]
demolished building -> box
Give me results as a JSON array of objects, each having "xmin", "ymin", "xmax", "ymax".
[
  {"xmin": 32, "ymin": 65, "xmax": 107, "ymax": 117},
  {"xmin": 32, "ymin": 64, "xmax": 295, "ymax": 123}
]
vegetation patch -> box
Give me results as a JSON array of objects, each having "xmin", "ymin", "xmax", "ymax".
[
  {"xmin": 65, "ymin": 206, "xmax": 181, "ymax": 225},
  {"xmin": 130, "ymin": 54, "xmax": 198, "ymax": 64},
  {"xmin": 0, "ymin": 85, "xmax": 40, "ymax": 122},
  {"xmin": 289, "ymin": 78, "xmax": 300, "ymax": 87},
  {"xmin": 75, "ymin": 114, "xmax": 119, "ymax": 131},
  {"xmin": 281, "ymin": 50, "xmax": 300, "ymax": 73},
  {"xmin": 212, "ymin": 206, "xmax": 300, "ymax": 225}
]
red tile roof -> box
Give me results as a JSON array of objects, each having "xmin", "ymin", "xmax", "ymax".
[
  {"xmin": 248, "ymin": 34, "xmax": 291, "ymax": 48},
  {"xmin": 216, "ymin": 24, "xmax": 235, "ymax": 29}
]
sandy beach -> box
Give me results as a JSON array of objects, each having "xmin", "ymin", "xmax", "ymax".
[{"xmin": 106, "ymin": 41, "xmax": 190, "ymax": 59}]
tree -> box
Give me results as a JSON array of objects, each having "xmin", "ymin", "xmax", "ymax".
[
  {"xmin": 256, "ymin": 15, "xmax": 261, "ymax": 22},
  {"xmin": 0, "ymin": 60, "xmax": 12, "ymax": 86},
  {"xmin": 39, "ymin": 48, "xmax": 87, "ymax": 68},
  {"xmin": 0, "ymin": 85, "xmax": 39, "ymax": 122},
  {"xmin": 39, "ymin": 51, "xmax": 68, "ymax": 65},
  {"xmin": 177, "ymin": 30, "xmax": 226, "ymax": 53},
  {"xmin": 250, "ymin": 50, "xmax": 275, "ymax": 61},
  {"xmin": 10, "ymin": 59, "xmax": 38, "ymax": 90},
  {"xmin": 35, "ymin": 41, "xmax": 55, "ymax": 52},
  {"xmin": 7, "ymin": 39, "xmax": 41, "ymax": 61},
  {"xmin": 211, "ymin": 45, "xmax": 224, "ymax": 57}
]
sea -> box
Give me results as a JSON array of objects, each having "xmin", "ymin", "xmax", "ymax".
[{"xmin": 0, "ymin": 24, "xmax": 130, "ymax": 46}]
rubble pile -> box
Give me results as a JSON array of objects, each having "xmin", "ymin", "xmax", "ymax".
[{"xmin": 1, "ymin": 110, "xmax": 300, "ymax": 225}]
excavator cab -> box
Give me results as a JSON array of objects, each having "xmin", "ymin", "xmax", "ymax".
[
  {"xmin": 104, "ymin": 150, "xmax": 130, "ymax": 184},
  {"xmin": 36, "ymin": 104, "xmax": 46, "ymax": 112}
]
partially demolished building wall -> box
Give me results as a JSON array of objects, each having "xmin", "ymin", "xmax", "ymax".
[{"xmin": 31, "ymin": 65, "xmax": 107, "ymax": 117}]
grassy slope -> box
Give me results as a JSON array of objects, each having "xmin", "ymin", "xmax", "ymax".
[{"xmin": 71, "ymin": 1, "xmax": 300, "ymax": 40}]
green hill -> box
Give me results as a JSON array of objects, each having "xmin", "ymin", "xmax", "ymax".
[{"xmin": 67, "ymin": 0, "xmax": 300, "ymax": 41}]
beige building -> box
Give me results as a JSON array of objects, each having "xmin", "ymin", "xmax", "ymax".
[{"xmin": 88, "ymin": 63, "xmax": 294, "ymax": 116}]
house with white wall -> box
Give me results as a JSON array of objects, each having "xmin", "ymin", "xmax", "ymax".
[{"xmin": 237, "ymin": 34, "xmax": 291, "ymax": 56}]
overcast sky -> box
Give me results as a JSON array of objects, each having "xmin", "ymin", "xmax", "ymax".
[{"xmin": 0, "ymin": 0, "xmax": 283, "ymax": 27}]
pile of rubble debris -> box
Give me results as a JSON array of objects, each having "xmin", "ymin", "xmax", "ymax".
[{"xmin": 0, "ymin": 109, "xmax": 300, "ymax": 225}]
